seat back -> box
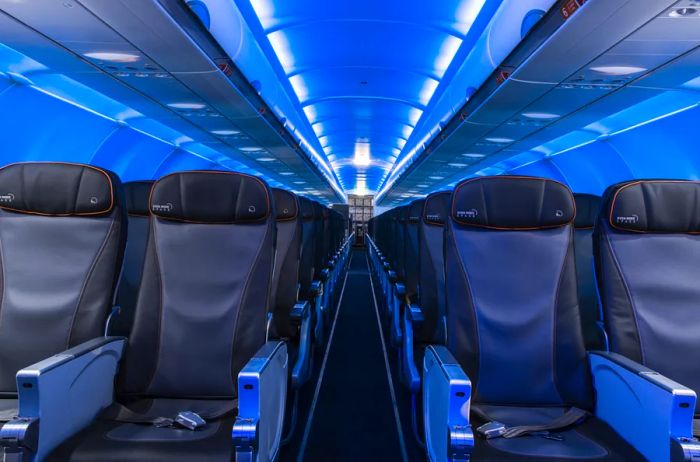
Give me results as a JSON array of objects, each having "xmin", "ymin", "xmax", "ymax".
[
  {"xmin": 572, "ymin": 193, "xmax": 602, "ymax": 350},
  {"xmin": 417, "ymin": 191, "xmax": 450, "ymax": 344},
  {"xmin": 445, "ymin": 176, "xmax": 590, "ymax": 408},
  {"xmin": 298, "ymin": 197, "xmax": 315, "ymax": 298},
  {"xmin": 312, "ymin": 201, "xmax": 325, "ymax": 274},
  {"xmin": 404, "ymin": 199, "xmax": 424, "ymax": 299},
  {"xmin": 0, "ymin": 162, "xmax": 126, "ymax": 393},
  {"xmin": 595, "ymin": 180, "xmax": 700, "ymax": 411},
  {"xmin": 113, "ymin": 180, "xmax": 154, "ymax": 336},
  {"xmin": 119, "ymin": 171, "xmax": 275, "ymax": 399},
  {"xmin": 271, "ymin": 188, "xmax": 302, "ymax": 338},
  {"xmin": 394, "ymin": 206, "xmax": 407, "ymax": 280}
]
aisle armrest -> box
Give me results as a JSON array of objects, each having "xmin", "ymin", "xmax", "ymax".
[
  {"xmin": 0, "ymin": 337, "xmax": 125, "ymax": 460},
  {"xmin": 234, "ymin": 341, "xmax": 288, "ymax": 462},
  {"xmin": 423, "ymin": 345, "xmax": 472, "ymax": 462},
  {"xmin": 290, "ymin": 301, "xmax": 312, "ymax": 388},
  {"xmin": 590, "ymin": 351, "xmax": 698, "ymax": 462}
]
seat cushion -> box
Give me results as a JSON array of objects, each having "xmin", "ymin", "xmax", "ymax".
[
  {"xmin": 48, "ymin": 398, "xmax": 235, "ymax": 462},
  {"xmin": 473, "ymin": 415, "xmax": 646, "ymax": 461}
]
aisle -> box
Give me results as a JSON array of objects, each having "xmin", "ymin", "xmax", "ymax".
[{"xmin": 294, "ymin": 249, "xmax": 408, "ymax": 461}]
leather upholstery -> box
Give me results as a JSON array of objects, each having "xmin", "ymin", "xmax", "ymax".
[
  {"xmin": 445, "ymin": 176, "xmax": 591, "ymax": 408},
  {"xmin": 271, "ymin": 188, "xmax": 302, "ymax": 338},
  {"xmin": 573, "ymin": 194, "xmax": 603, "ymax": 350},
  {"xmin": 123, "ymin": 181, "xmax": 153, "ymax": 217},
  {"xmin": 403, "ymin": 199, "xmax": 424, "ymax": 299},
  {"xmin": 112, "ymin": 181, "xmax": 155, "ymax": 336},
  {"xmin": 417, "ymin": 191, "xmax": 450, "ymax": 343},
  {"xmin": 0, "ymin": 162, "xmax": 116, "ymax": 216},
  {"xmin": 0, "ymin": 162, "xmax": 126, "ymax": 392},
  {"xmin": 118, "ymin": 171, "xmax": 275, "ymax": 399},
  {"xmin": 596, "ymin": 179, "xmax": 700, "ymax": 412},
  {"xmin": 605, "ymin": 180, "xmax": 700, "ymax": 233},
  {"xmin": 149, "ymin": 171, "xmax": 270, "ymax": 223},
  {"xmin": 298, "ymin": 197, "xmax": 316, "ymax": 298},
  {"xmin": 451, "ymin": 176, "xmax": 574, "ymax": 230}
]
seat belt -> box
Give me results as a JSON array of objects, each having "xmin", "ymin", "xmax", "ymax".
[
  {"xmin": 473, "ymin": 406, "xmax": 589, "ymax": 439},
  {"xmin": 101, "ymin": 400, "xmax": 238, "ymax": 430}
]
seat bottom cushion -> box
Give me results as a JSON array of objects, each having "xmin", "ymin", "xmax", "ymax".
[
  {"xmin": 473, "ymin": 415, "xmax": 646, "ymax": 461},
  {"xmin": 48, "ymin": 399, "xmax": 236, "ymax": 462}
]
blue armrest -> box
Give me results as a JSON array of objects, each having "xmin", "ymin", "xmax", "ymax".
[
  {"xmin": 319, "ymin": 268, "xmax": 330, "ymax": 282},
  {"xmin": 401, "ymin": 304, "xmax": 424, "ymax": 392},
  {"xmin": 310, "ymin": 280, "xmax": 323, "ymax": 296},
  {"xmin": 290, "ymin": 302, "xmax": 312, "ymax": 388},
  {"xmin": 388, "ymin": 270, "xmax": 397, "ymax": 282},
  {"xmin": 0, "ymin": 337, "xmax": 125, "ymax": 460},
  {"xmin": 590, "ymin": 351, "xmax": 698, "ymax": 462},
  {"xmin": 394, "ymin": 282, "xmax": 406, "ymax": 298},
  {"xmin": 423, "ymin": 345, "xmax": 472, "ymax": 462},
  {"xmin": 233, "ymin": 341, "xmax": 288, "ymax": 462}
]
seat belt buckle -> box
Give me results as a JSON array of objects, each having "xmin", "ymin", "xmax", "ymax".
[
  {"xmin": 476, "ymin": 421, "xmax": 507, "ymax": 439},
  {"xmin": 175, "ymin": 411, "xmax": 206, "ymax": 430}
]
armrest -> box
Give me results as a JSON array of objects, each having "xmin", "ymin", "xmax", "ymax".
[
  {"xmin": 233, "ymin": 341, "xmax": 288, "ymax": 462},
  {"xmin": 319, "ymin": 268, "xmax": 330, "ymax": 281},
  {"xmin": 401, "ymin": 304, "xmax": 424, "ymax": 392},
  {"xmin": 590, "ymin": 351, "xmax": 698, "ymax": 462},
  {"xmin": 394, "ymin": 282, "xmax": 406, "ymax": 298},
  {"xmin": 0, "ymin": 337, "xmax": 125, "ymax": 460},
  {"xmin": 423, "ymin": 345, "xmax": 473, "ymax": 462},
  {"xmin": 388, "ymin": 270, "xmax": 397, "ymax": 283},
  {"xmin": 310, "ymin": 280, "xmax": 323, "ymax": 296},
  {"xmin": 291, "ymin": 302, "xmax": 312, "ymax": 388}
]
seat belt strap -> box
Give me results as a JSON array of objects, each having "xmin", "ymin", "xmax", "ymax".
[
  {"xmin": 473, "ymin": 406, "xmax": 589, "ymax": 439},
  {"xmin": 101, "ymin": 400, "xmax": 237, "ymax": 430}
]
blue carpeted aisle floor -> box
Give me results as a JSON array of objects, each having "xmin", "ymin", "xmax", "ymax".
[{"xmin": 279, "ymin": 249, "xmax": 424, "ymax": 462}]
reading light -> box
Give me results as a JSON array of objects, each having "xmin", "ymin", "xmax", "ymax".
[
  {"xmin": 589, "ymin": 66, "xmax": 646, "ymax": 76},
  {"xmin": 84, "ymin": 52, "xmax": 140, "ymax": 63},
  {"xmin": 167, "ymin": 102, "xmax": 206, "ymax": 110},
  {"xmin": 485, "ymin": 137, "xmax": 514, "ymax": 143},
  {"xmin": 522, "ymin": 112, "xmax": 560, "ymax": 120},
  {"xmin": 211, "ymin": 129, "xmax": 241, "ymax": 136}
]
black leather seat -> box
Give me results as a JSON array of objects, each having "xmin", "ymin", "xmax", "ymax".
[
  {"xmin": 298, "ymin": 197, "xmax": 316, "ymax": 303},
  {"xmin": 572, "ymin": 193, "xmax": 603, "ymax": 350},
  {"xmin": 403, "ymin": 199, "xmax": 424, "ymax": 305},
  {"xmin": 271, "ymin": 188, "xmax": 303, "ymax": 340},
  {"xmin": 595, "ymin": 180, "xmax": 700, "ymax": 432},
  {"xmin": 112, "ymin": 180, "xmax": 154, "ymax": 337},
  {"xmin": 0, "ymin": 162, "xmax": 126, "ymax": 421},
  {"xmin": 442, "ymin": 176, "xmax": 644, "ymax": 461},
  {"xmin": 49, "ymin": 170, "xmax": 276, "ymax": 462},
  {"xmin": 416, "ymin": 191, "xmax": 450, "ymax": 344}
]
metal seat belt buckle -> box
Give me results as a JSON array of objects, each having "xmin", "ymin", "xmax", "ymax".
[
  {"xmin": 476, "ymin": 421, "xmax": 507, "ymax": 439},
  {"xmin": 175, "ymin": 411, "xmax": 206, "ymax": 430}
]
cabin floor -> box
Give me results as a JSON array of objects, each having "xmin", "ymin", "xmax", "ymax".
[{"xmin": 280, "ymin": 249, "xmax": 424, "ymax": 462}]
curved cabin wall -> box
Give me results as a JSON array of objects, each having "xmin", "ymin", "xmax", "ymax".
[
  {"xmin": 0, "ymin": 72, "xmax": 222, "ymax": 181},
  {"xmin": 508, "ymin": 104, "xmax": 700, "ymax": 194}
]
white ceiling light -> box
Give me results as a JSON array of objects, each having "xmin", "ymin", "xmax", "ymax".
[
  {"xmin": 462, "ymin": 153, "xmax": 485, "ymax": 158},
  {"xmin": 84, "ymin": 52, "xmax": 140, "ymax": 63},
  {"xmin": 522, "ymin": 112, "xmax": 560, "ymax": 120},
  {"xmin": 211, "ymin": 129, "xmax": 241, "ymax": 136},
  {"xmin": 448, "ymin": 162, "xmax": 468, "ymax": 167},
  {"xmin": 416, "ymin": 184, "xmax": 428, "ymax": 188},
  {"xmin": 294, "ymin": 181, "xmax": 306, "ymax": 185},
  {"xmin": 257, "ymin": 157, "xmax": 275, "ymax": 162},
  {"xmin": 280, "ymin": 172, "xmax": 294, "ymax": 176},
  {"xmin": 240, "ymin": 146, "xmax": 264, "ymax": 152},
  {"xmin": 167, "ymin": 102, "xmax": 206, "ymax": 110},
  {"xmin": 353, "ymin": 141, "xmax": 371, "ymax": 166},
  {"xmin": 590, "ymin": 66, "xmax": 646, "ymax": 76},
  {"xmin": 429, "ymin": 176, "xmax": 444, "ymax": 180},
  {"xmin": 485, "ymin": 137, "xmax": 514, "ymax": 143}
]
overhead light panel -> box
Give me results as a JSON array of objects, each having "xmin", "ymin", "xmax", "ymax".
[
  {"xmin": 84, "ymin": 52, "xmax": 140, "ymax": 63},
  {"xmin": 167, "ymin": 102, "xmax": 206, "ymax": 110},
  {"xmin": 522, "ymin": 112, "xmax": 559, "ymax": 120},
  {"xmin": 589, "ymin": 66, "xmax": 646, "ymax": 76}
]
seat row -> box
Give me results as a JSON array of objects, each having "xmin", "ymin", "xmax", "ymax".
[
  {"xmin": 0, "ymin": 162, "xmax": 352, "ymax": 461},
  {"xmin": 367, "ymin": 176, "xmax": 700, "ymax": 462}
]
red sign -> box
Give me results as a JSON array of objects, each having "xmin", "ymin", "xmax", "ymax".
[
  {"xmin": 561, "ymin": 0, "xmax": 586, "ymax": 20},
  {"xmin": 217, "ymin": 61, "xmax": 233, "ymax": 77}
]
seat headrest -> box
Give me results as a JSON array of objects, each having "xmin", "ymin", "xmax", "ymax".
[
  {"xmin": 299, "ymin": 196, "xmax": 314, "ymax": 221},
  {"xmin": 408, "ymin": 199, "xmax": 424, "ymax": 224},
  {"xmin": 150, "ymin": 171, "xmax": 270, "ymax": 224},
  {"xmin": 604, "ymin": 180, "xmax": 700, "ymax": 233},
  {"xmin": 452, "ymin": 176, "xmax": 575, "ymax": 230},
  {"xmin": 0, "ymin": 162, "xmax": 117, "ymax": 216},
  {"xmin": 423, "ymin": 191, "xmax": 451, "ymax": 226},
  {"xmin": 573, "ymin": 193, "xmax": 601, "ymax": 229},
  {"xmin": 124, "ymin": 181, "xmax": 154, "ymax": 216},
  {"xmin": 272, "ymin": 188, "xmax": 298, "ymax": 221}
]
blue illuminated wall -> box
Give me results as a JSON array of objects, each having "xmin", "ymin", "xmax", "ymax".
[{"xmin": 505, "ymin": 105, "xmax": 700, "ymax": 195}]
